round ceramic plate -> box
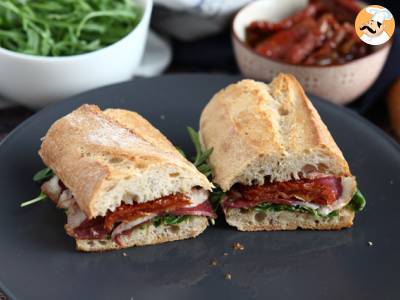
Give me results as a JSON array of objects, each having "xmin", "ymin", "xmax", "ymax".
[{"xmin": 0, "ymin": 74, "xmax": 399, "ymax": 300}]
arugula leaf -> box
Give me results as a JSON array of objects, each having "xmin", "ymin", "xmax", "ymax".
[
  {"xmin": 194, "ymin": 148, "xmax": 213, "ymax": 168},
  {"xmin": 187, "ymin": 127, "xmax": 213, "ymax": 178},
  {"xmin": 152, "ymin": 215, "xmax": 189, "ymax": 227},
  {"xmin": 185, "ymin": 128, "xmax": 228, "ymax": 213},
  {"xmin": 327, "ymin": 210, "xmax": 339, "ymax": 218},
  {"xmin": 175, "ymin": 146, "xmax": 186, "ymax": 158},
  {"xmin": 254, "ymin": 189, "xmax": 366, "ymax": 217},
  {"xmin": 347, "ymin": 189, "xmax": 366, "ymax": 212},
  {"xmin": 21, "ymin": 168, "xmax": 53, "ymax": 208},
  {"xmin": 33, "ymin": 167, "xmax": 54, "ymax": 183},
  {"xmin": 20, "ymin": 191, "xmax": 47, "ymax": 207},
  {"xmin": 152, "ymin": 216, "xmax": 162, "ymax": 227},
  {"xmin": 255, "ymin": 203, "xmax": 338, "ymax": 218},
  {"xmin": 163, "ymin": 215, "xmax": 188, "ymax": 225},
  {"xmin": 209, "ymin": 186, "xmax": 226, "ymax": 211},
  {"xmin": 0, "ymin": 0, "xmax": 142, "ymax": 56},
  {"xmin": 187, "ymin": 127, "xmax": 202, "ymax": 163}
]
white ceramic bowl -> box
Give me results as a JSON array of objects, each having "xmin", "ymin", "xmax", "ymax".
[
  {"xmin": 0, "ymin": 0, "xmax": 152, "ymax": 109},
  {"xmin": 232, "ymin": 0, "xmax": 392, "ymax": 105}
]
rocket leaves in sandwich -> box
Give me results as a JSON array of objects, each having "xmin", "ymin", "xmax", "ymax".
[
  {"xmin": 152, "ymin": 215, "xmax": 189, "ymax": 227},
  {"xmin": 187, "ymin": 127, "xmax": 213, "ymax": 178},
  {"xmin": 33, "ymin": 167, "xmax": 54, "ymax": 183},
  {"xmin": 164, "ymin": 215, "xmax": 189, "ymax": 225},
  {"xmin": 347, "ymin": 189, "xmax": 366, "ymax": 212},
  {"xmin": 254, "ymin": 188, "xmax": 366, "ymax": 218},
  {"xmin": 186, "ymin": 127, "xmax": 225, "ymax": 212},
  {"xmin": 152, "ymin": 216, "xmax": 162, "ymax": 227},
  {"xmin": 20, "ymin": 191, "xmax": 47, "ymax": 207},
  {"xmin": 209, "ymin": 186, "xmax": 226, "ymax": 211},
  {"xmin": 255, "ymin": 203, "xmax": 339, "ymax": 218},
  {"xmin": 326, "ymin": 210, "xmax": 339, "ymax": 218},
  {"xmin": 184, "ymin": 127, "xmax": 227, "ymax": 213}
]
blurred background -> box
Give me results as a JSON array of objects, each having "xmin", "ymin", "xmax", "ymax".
[{"xmin": 0, "ymin": 0, "xmax": 399, "ymax": 143}]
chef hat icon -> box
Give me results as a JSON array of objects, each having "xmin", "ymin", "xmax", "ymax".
[{"xmin": 365, "ymin": 7, "xmax": 393, "ymax": 24}]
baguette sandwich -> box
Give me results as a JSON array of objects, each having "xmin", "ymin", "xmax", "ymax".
[
  {"xmin": 199, "ymin": 74, "xmax": 365, "ymax": 231},
  {"xmin": 38, "ymin": 104, "xmax": 215, "ymax": 251}
]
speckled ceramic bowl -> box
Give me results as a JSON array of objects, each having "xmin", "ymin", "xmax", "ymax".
[{"xmin": 232, "ymin": 0, "xmax": 392, "ymax": 105}]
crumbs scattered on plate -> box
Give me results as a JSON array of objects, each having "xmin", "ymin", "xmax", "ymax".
[
  {"xmin": 233, "ymin": 242, "xmax": 245, "ymax": 251},
  {"xmin": 368, "ymin": 241, "xmax": 374, "ymax": 247},
  {"xmin": 160, "ymin": 115, "xmax": 165, "ymax": 120},
  {"xmin": 210, "ymin": 258, "xmax": 218, "ymax": 266},
  {"xmin": 123, "ymin": 252, "xmax": 128, "ymax": 257},
  {"xmin": 208, "ymin": 243, "xmax": 245, "ymax": 280}
]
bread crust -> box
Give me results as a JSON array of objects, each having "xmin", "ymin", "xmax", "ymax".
[
  {"xmin": 74, "ymin": 216, "xmax": 209, "ymax": 252},
  {"xmin": 103, "ymin": 109, "xmax": 183, "ymax": 157},
  {"xmin": 199, "ymin": 73, "xmax": 351, "ymax": 191},
  {"xmin": 39, "ymin": 105, "xmax": 212, "ymax": 218},
  {"xmin": 225, "ymin": 207, "xmax": 354, "ymax": 231}
]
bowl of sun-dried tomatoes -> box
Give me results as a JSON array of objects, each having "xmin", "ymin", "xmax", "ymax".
[{"xmin": 232, "ymin": 0, "xmax": 392, "ymax": 104}]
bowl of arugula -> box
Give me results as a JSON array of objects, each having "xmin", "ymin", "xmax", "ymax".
[{"xmin": 0, "ymin": 0, "xmax": 152, "ymax": 108}]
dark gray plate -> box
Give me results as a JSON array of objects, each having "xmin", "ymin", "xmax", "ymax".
[{"xmin": 0, "ymin": 74, "xmax": 399, "ymax": 300}]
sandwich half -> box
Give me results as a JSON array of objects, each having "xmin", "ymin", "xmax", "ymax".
[
  {"xmin": 39, "ymin": 104, "xmax": 215, "ymax": 251},
  {"xmin": 199, "ymin": 73, "xmax": 364, "ymax": 231}
]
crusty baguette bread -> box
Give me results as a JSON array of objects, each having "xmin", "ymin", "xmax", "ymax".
[
  {"xmin": 74, "ymin": 216, "xmax": 208, "ymax": 252},
  {"xmin": 199, "ymin": 73, "xmax": 352, "ymax": 191},
  {"xmin": 39, "ymin": 104, "xmax": 213, "ymax": 218},
  {"xmin": 225, "ymin": 208, "xmax": 354, "ymax": 231},
  {"xmin": 103, "ymin": 108, "xmax": 184, "ymax": 157}
]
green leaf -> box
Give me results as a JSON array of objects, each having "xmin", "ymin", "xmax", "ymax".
[
  {"xmin": 33, "ymin": 167, "xmax": 54, "ymax": 183},
  {"xmin": 163, "ymin": 215, "xmax": 188, "ymax": 225},
  {"xmin": 40, "ymin": 37, "xmax": 52, "ymax": 56},
  {"xmin": 175, "ymin": 146, "xmax": 186, "ymax": 158},
  {"xmin": 75, "ymin": 10, "xmax": 138, "ymax": 37},
  {"xmin": 0, "ymin": 0, "xmax": 142, "ymax": 56},
  {"xmin": 187, "ymin": 127, "xmax": 202, "ymax": 164},
  {"xmin": 347, "ymin": 189, "xmax": 366, "ymax": 212},
  {"xmin": 194, "ymin": 148, "xmax": 213, "ymax": 167},
  {"xmin": 152, "ymin": 215, "xmax": 188, "ymax": 227},
  {"xmin": 327, "ymin": 210, "xmax": 339, "ymax": 218},
  {"xmin": 25, "ymin": 27, "xmax": 39, "ymax": 53},
  {"xmin": 255, "ymin": 203, "xmax": 338, "ymax": 218},
  {"xmin": 152, "ymin": 216, "xmax": 162, "ymax": 227},
  {"xmin": 209, "ymin": 186, "xmax": 226, "ymax": 210},
  {"xmin": 186, "ymin": 127, "xmax": 213, "ymax": 178},
  {"xmin": 253, "ymin": 189, "xmax": 366, "ymax": 217},
  {"xmin": 20, "ymin": 191, "xmax": 47, "ymax": 207},
  {"xmin": 197, "ymin": 164, "xmax": 211, "ymax": 174}
]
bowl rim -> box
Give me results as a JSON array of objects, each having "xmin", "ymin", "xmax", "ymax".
[
  {"xmin": 231, "ymin": 0, "xmax": 393, "ymax": 69},
  {"xmin": 0, "ymin": 0, "xmax": 153, "ymax": 62}
]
